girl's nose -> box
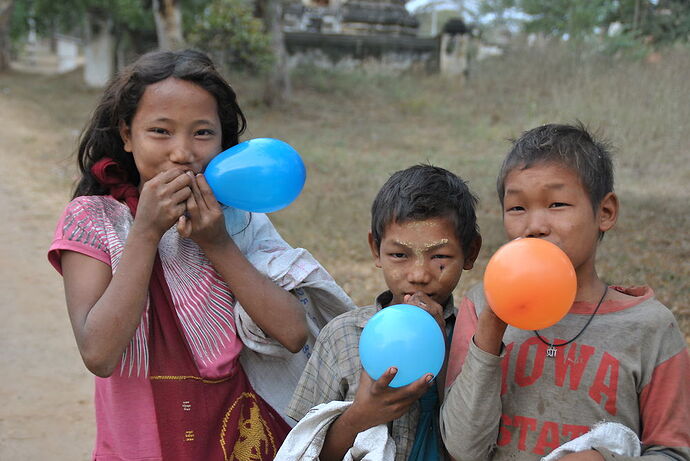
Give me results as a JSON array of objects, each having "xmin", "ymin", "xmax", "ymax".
[
  {"xmin": 524, "ymin": 210, "xmax": 550, "ymax": 238},
  {"xmin": 170, "ymin": 137, "xmax": 195, "ymax": 165}
]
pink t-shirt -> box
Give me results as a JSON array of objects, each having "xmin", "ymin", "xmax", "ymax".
[{"xmin": 49, "ymin": 196, "xmax": 242, "ymax": 460}]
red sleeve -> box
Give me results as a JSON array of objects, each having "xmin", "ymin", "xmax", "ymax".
[
  {"xmin": 639, "ymin": 348, "xmax": 690, "ymax": 448},
  {"xmin": 445, "ymin": 296, "xmax": 479, "ymax": 389}
]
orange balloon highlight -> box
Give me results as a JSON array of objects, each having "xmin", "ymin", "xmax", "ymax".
[{"xmin": 483, "ymin": 238, "xmax": 577, "ymax": 330}]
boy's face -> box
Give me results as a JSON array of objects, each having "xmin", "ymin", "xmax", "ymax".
[
  {"xmin": 369, "ymin": 216, "xmax": 478, "ymax": 307},
  {"xmin": 502, "ymin": 162, "xmax": 617, "ymax": 274}
]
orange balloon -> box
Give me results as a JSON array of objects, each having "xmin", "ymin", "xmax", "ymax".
[{"xmin": 483, "ymin": 238, "xmax": 576, "ymax": 330}]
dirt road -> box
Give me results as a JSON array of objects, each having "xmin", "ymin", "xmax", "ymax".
[{"xmin": 0, "ymin": 71, "xmax": 95, "ymax": 459}]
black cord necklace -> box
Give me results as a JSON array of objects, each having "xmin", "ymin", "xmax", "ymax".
[{"xmin": 534, "ymin": 285, "xmax": 608, "ymax": 358}]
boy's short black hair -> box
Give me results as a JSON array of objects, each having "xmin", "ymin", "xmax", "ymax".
[
  {"xmin": 497, "ymin": 122, "xmax": 614, "ymax": 211},
  {"xmin": 371, "ymin": 164, "xmax": 479, "ymax": 254}
]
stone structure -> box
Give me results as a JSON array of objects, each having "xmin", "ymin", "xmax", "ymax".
[
  {"xmin": 284, "ymin": 0, "xmax": 419, "ymax": 36},
  {"xmin": 282, "ymin": 0, "xmax": 440, "ymax": 72}
]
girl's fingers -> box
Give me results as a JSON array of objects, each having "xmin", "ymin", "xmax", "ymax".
[
  {"xmin": 185, "ymin": 192, "xmax": 198, "ymax": 219},
  {"xmin": 170, "ymin": 186, "xmax": 192, "ymax": 207},
  {"xmin": 157, "ymin": 168, "xmax": 188, "ymax": 185},
  {"xmin": 188, "ymin": 173, "xmax": 207, "ymax": 211},
  {"xmin": 176, "ymin": 215, "xmax": 192, "ymax": 237},
  {"xmin": 196, "ymin": 174, "xmax": 221, "ymax": 210}
]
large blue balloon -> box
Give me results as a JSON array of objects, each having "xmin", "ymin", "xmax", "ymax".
[
  {"xmin": 359, "ymin": 304, "xmax": 445, "ymax": 388},
  {"xmin": 205, "ymin": 138, "xmax": 306, "ymax": 213}
]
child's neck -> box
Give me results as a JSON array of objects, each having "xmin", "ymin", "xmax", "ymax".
[{"xmin": 574, "ymin": 269, "xmax": 608, "ymax": 304}]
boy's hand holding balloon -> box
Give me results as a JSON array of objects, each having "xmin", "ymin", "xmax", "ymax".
[
  {"xmin": 404, "ymin": 291, "xmax": 446, "ymax": 332},
  {"xmin": 342, "ymin": 367, "xmax": 432, "ymax": 434}
]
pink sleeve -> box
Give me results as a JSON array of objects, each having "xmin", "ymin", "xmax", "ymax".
[
  {"xmin": 47, "ymin": 198, "xmax": 111, "ymax": 274},
  {"xmin": 639, "ymin": 348, "xmax": 690, "ymax": 449},
  {"xmin": 445, "ymin": 295, "xmax": 479, "ymax": 389}
]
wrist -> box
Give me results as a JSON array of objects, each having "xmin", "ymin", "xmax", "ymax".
[
  {"xmin": 474, "ymin": 309, "xmax": 507, "ymax": 355},
  {"xmin": 199, "ymin": 234, "xmax": 237, "ymax": 259},
  {"xmin": 337, "ymin": 405, "xmax": 371, "ymax": 435},
  {"xmin": 129, "ymin": 222, "xmax": 163, "ymax": 247}
]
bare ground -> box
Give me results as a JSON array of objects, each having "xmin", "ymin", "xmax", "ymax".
[{"xmin": 0, "ymin": 70, "xmax": 95, "ymax": 459}]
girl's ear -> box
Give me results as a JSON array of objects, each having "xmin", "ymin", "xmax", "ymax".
[
  {"xmin": 368, "ymin": 231, "xmax": 382, "ymax": 268},
  {"xmin": 463, "ymin": 234, "xmax": 482, "ymax": 270},
  {"xmin": 118, "ymin": 120, "xmax": 133, "ymax": 153},
  {"xmin": 598, "ymin": 192, "xmax": 619, "ymax": 233}
]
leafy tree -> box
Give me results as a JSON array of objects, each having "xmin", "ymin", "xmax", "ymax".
[
  {"xmin": 186, "ymin": 0, "xmax": 272, "ymax": 73},
  {"xmin": 479, "ymin": 0, "xmax": 690, "ymax": 46}
]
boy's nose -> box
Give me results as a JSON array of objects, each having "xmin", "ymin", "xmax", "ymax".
[
  {"xmin": 407, "ymin": 260, "xmax": 433, "ymax": 285},
  {"xmin": 524, "ymin": 211, "xmax": 550, "ymax": 238}
]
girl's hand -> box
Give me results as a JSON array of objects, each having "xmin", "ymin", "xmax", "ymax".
[
  {"xmin": 344, "ymin": 368, "xmax": 432, "ymax": 433},
  {"xmin": 177, "ymin": 173, "xmax": 230, "ymax": 250},
  {"xmin": 135, "ymin": 168, "xmax": 193, "ymax": 240}
]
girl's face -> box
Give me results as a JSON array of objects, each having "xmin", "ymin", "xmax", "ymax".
[
  {"xmin": 501, "ymin": 162, "xmax": 617, "ymax": 275},
  {"xmin": 119, "ymin": 77, "xmax": 222, "ymax": 188}
]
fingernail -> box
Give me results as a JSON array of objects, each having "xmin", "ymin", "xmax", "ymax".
[
  {"xmin": 390, "ymin": 367, "xmax": 398, "ymax": 375},
  {"xmin": 426, "ymin": 375, "xmax": 434, "ymax": 383}
]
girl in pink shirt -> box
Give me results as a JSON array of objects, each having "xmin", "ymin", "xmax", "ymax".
[{"xmin": 48, "ymin": 49, "xmax": 350, "ymax": 461}]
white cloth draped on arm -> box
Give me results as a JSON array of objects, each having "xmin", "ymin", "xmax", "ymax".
[
  {"xmin": 541, "ymin": 422, "xmax": 641, "ymax": 460},
  {"xmin": 225, "ymin": 208, "xmax": 356, "ymax": 425},
  {"xmin": 273, "ymin": 400, "xmax": 396, "ymax": 461}
]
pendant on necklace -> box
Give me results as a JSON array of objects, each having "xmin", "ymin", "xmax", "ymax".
[{"xmin": 546, "ymin": 344, "xmax": 557, "ymax": 358}]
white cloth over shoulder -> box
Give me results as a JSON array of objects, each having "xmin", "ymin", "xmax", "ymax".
[
  {"xmin": 225, "ymin": 208, "xmax": 356, "ymax": 424},
  {"xmin": 274, "ymin": 400, "xmax": 396, "ymax": 461},
  {"xmin": 541, "ymin": 422, "xmax": 641, "ymax": 460}
]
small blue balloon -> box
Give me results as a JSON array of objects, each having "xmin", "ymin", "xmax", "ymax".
[
  {"xmin": 205, "ymin": 138, "xmax": 306, "ymax": 213},
  {"xmin": 359, "ymin": 304, "xmax": 445, "ymax": 388}
]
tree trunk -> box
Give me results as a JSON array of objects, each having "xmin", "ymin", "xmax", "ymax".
[
  {"xmin": 83, "ymin": 9, "xmax": 114, "ymax": 88},
  {"xmin": 0, "ymin": 0, "xmax": 14, "ymax": 72},
  {"xmin": 152, "ymin": 0, "xmax": 184, "ymax": 50},
  {"xmin": 261, "ymin": 0, "xmax": 290, "ymax": 106}
]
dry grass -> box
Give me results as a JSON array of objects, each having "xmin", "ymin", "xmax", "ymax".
[{"xmin": 2, "ymin": 42, "xmax": 688, "ymax": 342}]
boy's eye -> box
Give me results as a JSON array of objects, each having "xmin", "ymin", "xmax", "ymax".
[
  {"xmin": 549, "ymin": 202, "xmax": 570, "ymax": 208},
  {"xmin": 389, "ymin": 253, "xmax": 407, "ymax": 259},
  {"xmin": 431, "ymin": 254, "xmax": 451, "ymax": 259},
  {"xmin": 506, "ymin": 205, "xmax": 524, "ymax": 212}
]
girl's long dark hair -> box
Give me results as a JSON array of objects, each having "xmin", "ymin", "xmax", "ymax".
[{"xmin": 73, "ymin": 49, "xmax": 246, "ymax": 198}]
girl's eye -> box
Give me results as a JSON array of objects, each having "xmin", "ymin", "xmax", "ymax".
[
  {"xmin": 549, "ymin": 202, "xmax": 569, "ymax": 208},
  {"xmin": 506, "ymin": 205, "xmax": 524, "ymax": 212},
  {"xmin": 149, "ymin": 127, "xmax": 169, "ymax": 135},
  {"xmin": 196, "ymin": 129, "xmax": 215, "ymax": 136}
]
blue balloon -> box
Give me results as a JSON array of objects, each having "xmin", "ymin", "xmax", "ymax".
[
  {"xmin": 359, "ymin": 304, "xmax": 445, "ymax": 388},
  {"xmin": 205, "ymin": 138, "xmax": 306, "ymax": 213}
]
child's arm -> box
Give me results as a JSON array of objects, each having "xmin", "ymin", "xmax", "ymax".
[
  {"xmin": 320, "ymin": 368, "xmax": 432, "ymax": 461},
  {"xmin": 62, "ymin": 169, "xmax": 194, "ymax": 377},
  {"xmin": 178, "ymin": 173, "xmax": 308, "ymax": 352},
  {"xmin": 440, "ymin": 295, "xmax": 507, "ymax": 461}
]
